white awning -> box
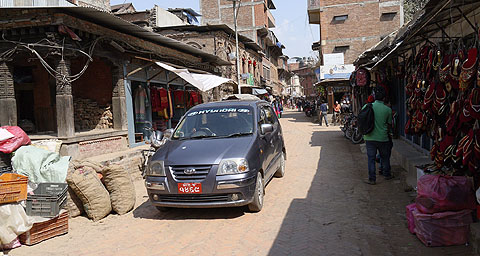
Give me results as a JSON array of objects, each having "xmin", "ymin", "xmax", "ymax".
[{"xmin": 156, "ymin": 62, "xmax": 233, "ymax": 92}]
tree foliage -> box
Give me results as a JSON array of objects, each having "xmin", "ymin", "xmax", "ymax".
[{"xmin": 404, "ymin": 0, "xmax": 429, "ymax": 23}]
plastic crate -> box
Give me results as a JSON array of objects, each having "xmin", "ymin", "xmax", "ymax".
[
  {"xmin": 0, "ymin": 166, "xmax": 13, "ymax": 175},
  {"xmin": 26, "ymin": 183, "xmax": 68, "ymax": 217},
  {"xmin": 0, "ymin": 173, "xmax": 28, "ymax": 204},
  {"xmin": 19, "ymin": 211, "xmax": 68, "ymax": 245},
  {"xmin": 0, "ymin": 152, "xmax": 12, "ymax": 168}
]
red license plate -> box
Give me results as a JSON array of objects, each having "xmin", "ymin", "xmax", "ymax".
[{"xmin": 178, "ymin": 183, "xmax": 202, "ymax": 194}]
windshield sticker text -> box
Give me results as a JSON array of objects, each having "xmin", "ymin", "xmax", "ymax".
[{"xmin": 187, "ymin": 108, "xmax": 250, "ymax": 117}]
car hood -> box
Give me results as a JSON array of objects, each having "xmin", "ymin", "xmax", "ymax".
[{"xmin": 152, "ymin": 136, "xmax": 255, "ymax": 165}]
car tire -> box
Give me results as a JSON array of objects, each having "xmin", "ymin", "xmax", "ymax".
[
  {"xmin": 155, "ymin": 206, "xmax": 171, "ymax": 212},
  {"xmin": 274, "ymin": 153, "xmax": 286, "ymax": 178},
  {"xmin": 248, "ymin": 172, "xmax": 264, "ymax": 212}
]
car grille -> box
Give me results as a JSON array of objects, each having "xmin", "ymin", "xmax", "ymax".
[
  {"xmin": 157, "ymin": 194, "xmax": 230, "ymax": 203},
  {"xmin": 169, "ymin": 165, "xmax": 211, "ymax": 181}
]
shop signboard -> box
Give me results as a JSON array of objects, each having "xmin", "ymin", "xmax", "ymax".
[
  {"xmin": 320, "ymin": 64, "xmax": 355, "ymax": 80},
  {"xmin": 242, "ymin": 73, "xmax": 255, "ymax": 86}
]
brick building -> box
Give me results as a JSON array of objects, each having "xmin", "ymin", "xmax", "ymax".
[
  {"xmin": 156, "ymin": 24, "xmax": 263, "ymax": 96},
  {"xmin": 307, "ymin": 0, "xmax": 404, "ymax": 65},
  {"xmin": 200, "ymin": 0, "xmax": 286, "ymax": 95}
]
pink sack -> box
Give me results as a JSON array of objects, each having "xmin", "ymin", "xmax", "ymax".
[
  {"xmin": 0, "ymin": 126, "xmax": 31, "ymax": 154},
  {"xmin": 413, "ymin": 209, "xmax": 472, "ymax": 247},
  {"xmin": 416, "ymin": 175, "xmax": 475, "ymax": 214},
  {"xmin": 0, "ymin": 237, "xmax": 21, "ymax": 250},
  {"xmin": 406, "ymin": 203, "xmax": 417, "ymax": 234}
]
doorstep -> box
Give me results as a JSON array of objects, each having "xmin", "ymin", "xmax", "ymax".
[{"xmin": 390, "ymin": 139, "xmax": 431, "ymax": 190}]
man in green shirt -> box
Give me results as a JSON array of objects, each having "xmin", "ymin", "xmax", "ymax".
[{"xmin": 363, "ymin": 87, "xmax": 393, "ymax": 185}]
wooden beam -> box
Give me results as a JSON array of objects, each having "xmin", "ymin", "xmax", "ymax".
[{"xmin": 126, "ymin": 63, "xmax": 154, "ymax": 78}]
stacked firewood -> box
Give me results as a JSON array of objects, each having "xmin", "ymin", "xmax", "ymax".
[{"xmin": 74, "ymin": 98, "xmax": 113, "ymax": 131}]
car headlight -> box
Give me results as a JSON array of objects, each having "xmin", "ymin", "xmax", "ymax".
[
  {"xmin": 217, "ymin": 158, "xmax": 249, "ymax": 175},
  {"xmin": 147, "ymin": 160, "xmax": 166, "ymax": 176}
]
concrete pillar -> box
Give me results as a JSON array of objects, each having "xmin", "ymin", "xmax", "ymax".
[
  {"xmin": 112, "ymin": 65, "xmax": 128, "ymax": 130},
  {"xmin": 55, "ymin": 60, "xmax": 75, "ymax": 138},
  {"xmin": 0, "ymin": 62, "xmax": 17, "ymax": 126}
]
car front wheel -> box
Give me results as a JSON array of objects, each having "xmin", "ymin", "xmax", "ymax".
[{"xmin": 248, "ymin": 172, "xmax": 264, "ymax": 212}]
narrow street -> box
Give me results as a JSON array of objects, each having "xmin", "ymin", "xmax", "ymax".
[{"xmin": 12, "ymin": 110, "xmax": 472, "ymax": 256}]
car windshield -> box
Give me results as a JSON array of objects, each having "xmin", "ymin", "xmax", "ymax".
[{"xmin": 172, "ymin": 107, "xmax": 254, "ymax": 140}]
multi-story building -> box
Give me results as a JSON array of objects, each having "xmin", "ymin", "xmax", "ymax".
[
  {"xmin": 200, "ymin": 0, "xmax": 285, "ymax": 95},
  {"xmin": 307, "ymin": 0, "xmax": 403, "ymax": 109},
  {"xmin": 307, "ymin": 0, "xmax": 404, "ymax": 64},
  {"xmin": 289, "ymin": 58, "xmax": 316, "ymax": 99}
]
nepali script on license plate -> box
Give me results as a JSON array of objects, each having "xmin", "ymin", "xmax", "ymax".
[{"xmin": 178, "ymin": 183, "xmax": 202, "ymax": 194}]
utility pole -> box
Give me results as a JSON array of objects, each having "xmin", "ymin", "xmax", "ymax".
[{"xmin": 229, "ymin": 0, "xmax": 242, "ymax": 94}]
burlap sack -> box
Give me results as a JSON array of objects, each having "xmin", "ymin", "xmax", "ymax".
[
  {"xmin": 66, "ymin": 166, "xmax": 111, "ymax": 221},
  {"xmin": 82, "ymin": 160, "xmax": 103, "ymax": 173},
  {"xmin": 102, "ymin": 164, "xmax": 136, "ymax": 215},
  {"xmin": 66, "ymin": 186, "xmax": 84, "ymax": 218}
]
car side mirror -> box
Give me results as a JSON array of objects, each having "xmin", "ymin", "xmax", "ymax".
[
  {"xmin": 163, "ymin": 128, "xmax": 174, "ymax": 139},
  {"xmin": 260, "ymin": 124, "xmax": 274, "ymax": 135}
]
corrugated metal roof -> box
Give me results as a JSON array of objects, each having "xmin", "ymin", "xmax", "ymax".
[{"xmin": 0, "ymin": 6, "xmax": 231, "ymax": 66}]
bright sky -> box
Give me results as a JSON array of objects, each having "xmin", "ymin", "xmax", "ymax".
[{"xmin": 110, "ymin": 0, "xmax": 319, "ymax": 59}]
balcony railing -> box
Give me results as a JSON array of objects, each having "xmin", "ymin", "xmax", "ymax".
[{"xmin": 307, "ymin": 0, "xmax": 320, "ymax": 11}]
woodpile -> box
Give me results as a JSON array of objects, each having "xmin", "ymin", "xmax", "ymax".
[{"xmin": 74, "ymin": 98, "xmax": 113, "ymax": 131}]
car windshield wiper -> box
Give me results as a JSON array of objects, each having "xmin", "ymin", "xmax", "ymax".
[
  {"xmin": 221, "ymin": 132, "xmax": 253, "ymax": 138},
  {"xmin": 184, "ymin": 135, "xmax": 218, "ymax": 140}
]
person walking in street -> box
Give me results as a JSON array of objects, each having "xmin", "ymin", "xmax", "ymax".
[
  {"xmin": 363, "ymin": 87, "xmax": 393, "ymax": 185},
  {"xmin": 319, "ymin": 101, "xmax": 329, "ymax": 127},
  {"xmin": 333, "ymin": 101, "xmax": 341, "ymax": 125}
]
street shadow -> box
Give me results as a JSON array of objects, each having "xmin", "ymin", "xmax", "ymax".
[
  {"xmin": 132, "ymin": 199, "xmax": 245, "ymax": 220},
  {"xmin": 268, "ymin": 129, "xmax": 473, "ymax": 256},
  {"xmin": 281, "ymin": 111, "xmax": 317, "ymax": 123}
]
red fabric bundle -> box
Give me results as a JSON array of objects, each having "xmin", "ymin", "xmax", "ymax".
[
  {"xmin": 416, "ymin": 175, "xmax": 476, "ymax": 214},
  {"xmin": 0, "ymin": 126, "xmax": 31, "ymax": 153},
  {"xmin": 413, "ymin": 209, "xmax": 472, "ymax": 247}
]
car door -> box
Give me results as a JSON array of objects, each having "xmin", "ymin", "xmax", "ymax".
[
  {"xmin": 260, "ymin": 105, "xmax": 278, "ymax": 179},
  {"xmin": 258, "ymin": 105, "xmax": 275, "ymax": 174},
  {"xmin": 269, "ymin": 106, "xmax": 283, "ymax": 161}
]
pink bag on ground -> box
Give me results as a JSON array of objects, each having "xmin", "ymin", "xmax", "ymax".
[
  {"xmin": 416, "ymin": 175, "xmax": 475, "ymax": 214},
  {"xmin": 413, "ymin": 209, "xmax": 472, "ymax": 247},
  {"xmin": 406, "ymin": 203, "xmax": 416, "ymax": 234},
  {"xmin": 0, "ymin": 126, "xmax": 30, "ymax": 154},
  {"xmin": 0, "ymin": 237, "xmax": 21, "ymax": 250}
]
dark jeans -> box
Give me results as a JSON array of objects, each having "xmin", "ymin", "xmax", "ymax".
[
  {"xmin": 366, "ymin": 140, "xmax": 392, "ymax": 181},
  {"xmin": 319, "ymin": 111, "xmax": 328, "ymax": 126}
]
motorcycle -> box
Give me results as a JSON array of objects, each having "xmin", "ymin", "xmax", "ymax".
[
  {"xmin": 304, "ymin": 103, "xmax": 317, "ymax": 117},
  {"xmin": 141, "ymin": 122, "xmax": 171, "ymax": 178},
  {"xmin": 350, "ymin": 116, "xmax": 364, "ymax": 144}
]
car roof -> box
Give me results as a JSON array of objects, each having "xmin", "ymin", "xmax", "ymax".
[{"xmin": 189, "ymin": 100, "xmax": 268, "ymax": 110}]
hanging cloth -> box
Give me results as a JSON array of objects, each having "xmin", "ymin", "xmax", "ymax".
[
  {"xmin": 159, "ymin": 88, "xmax": 168, "ymax": 109},
  {"xmin": 168, "ymin": 89, "xmax": 174, "ymax": 119},
  {"xmin": 151, "ymin": 88, "xmax": 161, "ymax": 112},
  {"xmin": 134, "ymin": 86, "xmax": 148, "ymax": 122},
  {"xmin": 174, "ymin": 90, "xmax": 185, "ymax": 108}
]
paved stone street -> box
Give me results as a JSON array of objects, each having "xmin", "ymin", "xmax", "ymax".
[{"xmin": 11, "ymin": 110, "xmax": 472, "ymax": 256}]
